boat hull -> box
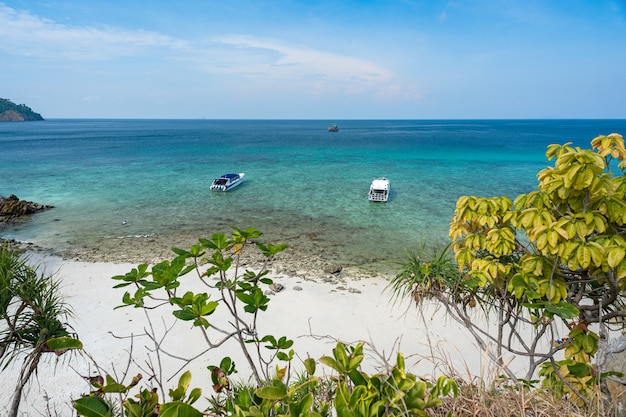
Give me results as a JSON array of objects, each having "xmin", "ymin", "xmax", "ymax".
[
  {"xmin": 210, "ymin": 173, "xmax": 245, "ymax": 191},
  {"xmin": 368, "ymin": 177, "xmax": 390, "ymax": 202}
]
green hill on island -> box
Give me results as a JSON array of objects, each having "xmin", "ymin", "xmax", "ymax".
[{"xmin": 0, "ymin": 98, "xmax": 44, "ymax": 121}]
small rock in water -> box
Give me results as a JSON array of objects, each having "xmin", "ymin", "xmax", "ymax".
[
  {"xmin": 348, "ymin": 288, "xmax": 362, "ymax": 294},
  {"xmin": 293, "ymin": 285, "xmax": 303, "ymax": 291},
  {"xmin": 269, "ymin": 283, "xmax": 284, "ymax": 293}
]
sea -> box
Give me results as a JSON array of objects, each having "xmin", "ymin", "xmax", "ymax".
[{"xmin": 2, "ymin": 119, "xmax": 626, "ymax": 274}]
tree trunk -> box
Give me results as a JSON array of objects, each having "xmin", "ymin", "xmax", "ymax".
[{"xmin": 9, "ymin": 350, "xmax": 41, "ymax": 417}]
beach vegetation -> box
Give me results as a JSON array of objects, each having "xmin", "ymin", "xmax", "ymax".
[
  {"xmin": 0, "ymin": 243, "xmax": 82, "ymax": 417},
  {"xmin": 389, "ymin": 133, "xmax": 626, "ymax": 410},
  {"xmin": 73, "ymin": 227, "xmax": 457, "ymax": 417}
]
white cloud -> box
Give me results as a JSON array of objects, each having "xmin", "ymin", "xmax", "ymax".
[
  {"xmin": 0, "ymin": 4, "xmax": 185, "ymax": 60},
  {"xmin": 0, "ymin": 3, "xmax": 422, "ymax": 102},
  {"xmin": 0, "ymin": 3, "xmax": 390, "ymax": 85},
  {"xmin": 204, "ymin": 36, "xmax": 396, "ymax": 96}
]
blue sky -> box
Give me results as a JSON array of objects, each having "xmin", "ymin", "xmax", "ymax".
[{"xmin": 1, "ymin": 1, "xmax": 625, "ymax": 119}]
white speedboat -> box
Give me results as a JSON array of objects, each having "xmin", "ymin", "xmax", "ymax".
[
  {"xmin": 210, "ymin": 173, "xmax": 245, "ymax": 191},
  {"xmin": 368, "ymin": 177, "xmax": 390, "ymax": 202}
]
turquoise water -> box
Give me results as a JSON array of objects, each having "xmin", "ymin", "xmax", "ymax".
[{"xmin": 2, "ymin": 119, "xmax": 626, "ymax": 270}]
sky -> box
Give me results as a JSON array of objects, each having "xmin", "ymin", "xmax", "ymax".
[{"xmin": 1, "ymin": 1, "xmax": 625, "ymax": 119}]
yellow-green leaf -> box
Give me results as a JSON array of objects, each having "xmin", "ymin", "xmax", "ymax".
[
  {"xmin": 577, "ymin": 245, "xmax": 591, "ymax": 269},
  {"xmin": 255, "ymin": 385, "xmax": 287, "ymax": 400},
  {"xmin": 607, "ymin": 247, "xmax": 626, "ymax": 268}
]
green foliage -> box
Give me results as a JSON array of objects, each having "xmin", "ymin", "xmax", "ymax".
[
  {"xmin": 111, "ymin": 226, "xmax": 292, "ymax": 386},
  {"xmin": 538, "ymin": 360, "xmax": 597, "ymax": 406},
  {"xmin": 122, "ymin": 388, "xmax": 160, "ymax": 417},
  {"xmin": 319, "ymin": 342, "xmax": 364, "ymax": 377},
  {"xmin": 261, "ymin": 335, "xmax": 295, "ymax": 362},
  {"xmin": 170, "ymin": 291, "xmax": 219, "ymax": 328},
  {"xmin": 75, "ymin": 371, "xmax": 202, "ymax": 417},
  {"xmin": 208, "ymin": 342, "xmax": 457, "ymax": 417},
  {"xmin": 74, "ymin": 227, "xmax": 456, "ymax": 417},
  {"xmin": 0, "ymin": 243, "xmax": 81, "ymax": 416},
  {"xmin": 388, "ymin": 244, "xmax": 462, "ymax": 306},
  {"xmin": 323, "ymin": 343, "xmax": 457, "ymax": 417}
]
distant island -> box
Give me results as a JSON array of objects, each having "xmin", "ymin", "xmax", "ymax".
[{"xmin": 0, "ymin": 98, "xmax": 44, "ymax": 121}]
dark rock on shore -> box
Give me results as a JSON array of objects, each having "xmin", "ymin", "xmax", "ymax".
[
  {"xmin": 323, "ymin": 263, "xmax": 343, "ymax": 274},
  {"xmin": 0, "ymin": 194, "xmax": 54, "ymax": 224}
]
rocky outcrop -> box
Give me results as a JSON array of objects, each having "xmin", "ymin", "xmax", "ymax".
[
  {"xmin": 0, "ymin": 110, "xmax": 28, "ymax": 121},
  {"xmin": 0, "ymin": 98, "xmax": 44, "ymax": 121},
  {"xmin": 0, "ymin": 194, "xmax": 54, "ymax": 224}
]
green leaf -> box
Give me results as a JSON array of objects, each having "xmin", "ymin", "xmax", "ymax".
[
  {"xmin": 159, "ymin": 401, "xmax": 203, "ymax": 417},
  {"xmin": 256, "ymin": 242, "xmax": 288, "ymax": 257},
  {"xmin": 319, "ymin": 356, "xmax": 341, "ymax": 373},
  {"xmin": 45, "ymin": 336, "xmax": 83, "ymax": 352},
  {"xmin": 304, "ymin": 357, "xmax": 316, "ymax": 375},
  {"xmin": 404, "ymin": 394, "xmax": 426, "ymax": 410},
  {"xmin": 369, "ymin": 400, "xmax": 385, "ymax": 417},
  {"xmin": 178, "ymin": 370, "xmax": 192, "ymax": 392},
  {"xmin": 171, "ymin": 247, "xmax": 191, "ymax": 257},
  {"xmin": 255, "ymin": 385, "xmax": 287, "ymax": 400},
  {"xmin": 333, "ymin": 343, "xmax": 350, "ymax": 370},
  {"xmin": 607, "ymin": 247, "xmax": 626, "ymax": 268},
  {"xmin": 102, "ymin": 382, "xmax": 128, "ymax": 393},
  {"xmin": 198, "ymin": 237, "xmax": 216, "ymax": 249},
  {"xmin": 348, "ymin": 385, "xmax": 367, "ymax": 408},
  {"xmin": 336, "ymin": 406, "xmax": 352, "ymax": 417},
  {"xmin": 276, "ymin": 336, "xmax": 293, "ymax": 349},
  {"xmin": 290, "ymin": 392, "xmax": 314, "ymax": 416},
  {"xmin": 210, "ymin": 233, "xmax": 229, "ymax": 250},
  {"xmin": 348, "ymin": 369, "xmax": 367, "ymax": 386},
  {"xmin": 123, "ymin": 403, "xmax": 143, "ymax": 417},
  {"xmin": 188, "ymin": 244, "xmax": 205, "ymax": 257},
  {"xmin": 219, "ymin": 356, "xmax": 236, "ymax": 374},
  {"xmin": 235, "ymin": 292, "xmax": 254, "ymax": 305},
  {"xmin": 173, "ymin": 308, "xmax": 196, "ymax": 321},
  {"xmin": 567, "ymin": 362, "xmax": 592, "ymax": 378},
  {"xmin": 347, "ymin": 354, "xmax": 364, "ymax": 371},
  {"xmin": 73, "ymin": 397, "xmax": 111, "ymax": 417},
  {"xmin": 188, "ymin": 387, "xmax": 202, "ymax": 404},
  {"xmin": 193, "ymin": 317, "xmax": 209, "ymax": 328},
  {"xmin": 200, "ymin": 300, "xmax": 219, "ymax": 315},
  {"xmin": 545, "ymin": 302, "xmax": 579, "ymax": 319}
]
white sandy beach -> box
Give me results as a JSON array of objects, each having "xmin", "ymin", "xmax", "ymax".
[{"xmin": 0, "ymin": 253, "xmax": 512, "ymax": 417}]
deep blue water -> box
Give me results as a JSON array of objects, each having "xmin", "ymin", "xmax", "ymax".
[{"xmin": 2, "ymin": 119, "xmax": 626, "ymax": 272}]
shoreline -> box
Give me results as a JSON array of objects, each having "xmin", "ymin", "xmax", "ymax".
[{"xmin": 0, "ymin": 231, "xmax": 400, "ymax": 281}]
